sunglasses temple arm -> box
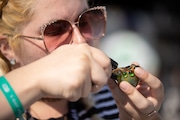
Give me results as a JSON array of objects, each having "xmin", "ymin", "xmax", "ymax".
[{"xmin": 110, "ymin": 58, "xmax": 118, "ymax": 80}]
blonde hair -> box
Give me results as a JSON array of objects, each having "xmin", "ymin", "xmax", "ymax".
[{"xmin": 0, "ymin": 0, "xmax": 34, "ymax": 74}]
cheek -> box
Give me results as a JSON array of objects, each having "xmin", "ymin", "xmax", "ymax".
[{"xmin": 14, "ymin": 39, "xmax": 47, "ymax": 66}]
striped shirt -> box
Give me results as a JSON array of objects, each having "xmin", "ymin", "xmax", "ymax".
[
  {"xmin": 68, "ymin": 85, "xmax": 119, "ymax": 120},
  {"xmin": 25, "ymin": 85, "xmax": 119, "ymax": 120}
]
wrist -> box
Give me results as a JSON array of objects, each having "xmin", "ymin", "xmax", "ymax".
[
  {"xmin": 0, "ymin": 76, "xmax": 24, "ymax": 118},
  {"xmin": 4, "ymin": 65, "xmax": 43, "ymax": 109}
]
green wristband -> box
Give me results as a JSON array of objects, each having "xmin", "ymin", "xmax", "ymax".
[{"xmin": 0, "ymin": 76, "xmax": 24, "ymax": 118}]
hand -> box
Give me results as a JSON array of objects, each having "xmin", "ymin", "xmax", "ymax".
[
  {"xmin": 108, "ymin": 63, "xmax": 164, "ymax": 120},
  {"xmin": 32, "ymin": 43, "xmax": 112, "ymax": 101}
]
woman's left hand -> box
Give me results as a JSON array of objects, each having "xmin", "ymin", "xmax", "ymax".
[{"xmin": 108, "ymin": 64, "xmax": 164, "ymax": 120}]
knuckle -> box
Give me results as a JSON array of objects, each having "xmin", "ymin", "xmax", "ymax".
[{"xmin": 69, "ymin": 94, "xmax": 80, "ymax": 101}]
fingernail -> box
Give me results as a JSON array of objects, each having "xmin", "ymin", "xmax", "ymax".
[
  {"xmin": 120, "ymin": 81, "xmax": 129, "ymax": 91},
  {"xmin": 135, "ymin": 67, "xmax": 144, "ymax": 76}
]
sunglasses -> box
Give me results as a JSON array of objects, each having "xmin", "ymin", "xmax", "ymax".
[{"xmin": 4, "ymin": 6, "xmax": 107, "ymax": 53}]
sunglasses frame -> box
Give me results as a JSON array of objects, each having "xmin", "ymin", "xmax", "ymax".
[{"xmin": 3, "ymin": 6, "xmax": 107, "ymax": 52}]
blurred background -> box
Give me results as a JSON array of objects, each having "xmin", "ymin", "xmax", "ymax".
[{"xmin": 90, "ymin": 0, "xmax": 180, "ymax": 119}]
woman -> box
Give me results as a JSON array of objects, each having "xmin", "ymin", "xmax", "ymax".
[{"xmin": 0, "ymin": 0, "xmax": 164, "ymax": 119}]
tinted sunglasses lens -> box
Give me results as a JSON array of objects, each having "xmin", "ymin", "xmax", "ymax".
[
  {"xmin": 43, "ymin": 20, "xmax": 73, "ymax": 52},
  {"xmin": 79, "ymin": 9, "xmax": 106, "ymax": 41}
]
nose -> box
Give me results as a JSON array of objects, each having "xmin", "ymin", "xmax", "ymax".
[{"xmin": 71, "ymin": 24, "xmax": 87, "ymax": 44}]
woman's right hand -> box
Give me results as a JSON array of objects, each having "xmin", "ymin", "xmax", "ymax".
[
  {"xmin": 1, "ymin": 43, "xmax": 111, "ymax": 119},
  {"xmin": 29, "ymin": 43, "xmax": 112, "ymax": 101}
]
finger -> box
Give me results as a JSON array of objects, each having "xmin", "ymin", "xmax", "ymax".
[
  {"xmin": 81, "ymin": 74, "xmax": 92, "ymax": 98},
  {"xmin": 119, "ymin": 81, "xmax": 155, "ymax": 115},
  {"xmin": 118, "ymin": 107, "xmax": 133, "ymax": 120},
  {"xmin": 90, "ymin": 60, "xmax": 108, "ymax": 92},
  {"xmin": 90, "ymin": 47, "xmax": 112, "ymax": 78},
  {"xmin": 134, "ymin": 67, "xmax": 164, "ymax": 100},
  {"xmin": 108, "ymin": 80, "xmax": 140, "ymax": 118},
  {"xmin": 134, "ymin": 67, "xmax": 161, "ymax": 89},
  {"xmin": 136, "ymin": 83, "xmax": 151, "ymax": 96},
  {"xmin": 108, "ymin": 79, "xmax": 128, "ymax": 105},
  {"xmin": 131, "ymin": 62, "xmax": 140, "ymax": 66}
]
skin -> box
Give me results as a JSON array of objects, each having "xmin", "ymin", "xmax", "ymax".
[
  {"xmin": 0, "ymin": 0, "xmax": 164, "ymax": 119},
  {"xmin": 108, "ymin": 66, "xmax": 164, "ymax": 120}
]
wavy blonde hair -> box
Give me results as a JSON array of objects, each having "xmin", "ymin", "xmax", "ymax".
[{"xmin": 0, "ymin": 0, "xmax": 34, "ymax": 74}]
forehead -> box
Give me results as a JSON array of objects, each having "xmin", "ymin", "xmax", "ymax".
[{"xmin": 33, "ymin": 0, "xmax": 88, "ymax": 21}]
